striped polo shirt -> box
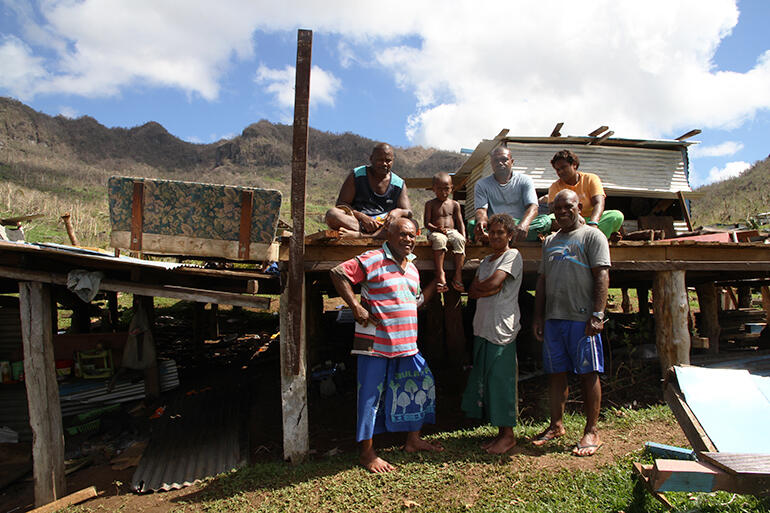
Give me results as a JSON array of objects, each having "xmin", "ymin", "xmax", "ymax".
[{"xmin": 339, "ymin": 242, "xmax": 420, "ymax": 358}]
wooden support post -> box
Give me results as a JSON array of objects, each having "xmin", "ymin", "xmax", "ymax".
[
  {"xmin": 280, "ymin": 28, "xmax": 312, "ymax": 463},
  {"xmin": 761, "ymin": 286, "xmax": 770, "ymax": 320},
  {"xmin": 621, "ymin": 288, "xmax": 631, "ymax": 314},
  {"xmin": 652, "ymin": 271, "xmax": 690, "ymax": 373},
  {"xmin": 422, "ymin": 290, "xmax": 444, "ymax": 364},
  {"xmin": 107, "ymin": 291, "xmax": 119, "ymax": 331},
  {"xmin": 280, "ymin": 276, "xmax": 308, "ymax": 463},
  {"xmin": 192, "ymin": 302, "xmax": 205, "ymax": 358},
  {"xmin": 305, "ymin": 280, "xmax": 323, "ymax": 368},
  {"xmin": 737, "ymin": 286, "xmax": 752, "ymax": 308},
  {"xmin": 695, "ymin": 283, "xmax": 720, "ymax": 355},
  {"xmin": 207, "ymin": 303, "xmax": 219, "ymax": 339},
  {"xmin": 19, "ymin": 282, "xmax": 66, "ymax": 506},
  {"xmin": 443, "ymin": 287, "xmax": 466, "ymax": 371},
  {"xmin": 133, "ymin": 295, "xmax": 159, "ymax": 399},
  {"xmin": 637, "ymin": 287, "xmax": 650, "ymax": 316}
]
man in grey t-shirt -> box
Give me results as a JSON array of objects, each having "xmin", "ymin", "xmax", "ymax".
[
  {"xmin": 532, "ymin": 189, "xmax": 610, "ymax": 457},
  {"xmin": 472, "ymin": 146, "xmax": 552, "ymax": 243}
]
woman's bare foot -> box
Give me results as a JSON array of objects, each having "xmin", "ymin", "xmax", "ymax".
[
  {"xmin": 404, "ymin": 432, "xmax": 444, "ymax": 453},
  {"xmin": 531, "ymin": 426, "xmax": 566, "ymax": 446},
  {"xmin": 360, "ymin": 448, "xmax": 395, "ymax": 473},
  {"xmin": 486, "ymin": 432, "xmax": 517, "ymax": 454},
  {"xmin": 481, "ymin": 435, "xmax": 502, "ymax": 450}
]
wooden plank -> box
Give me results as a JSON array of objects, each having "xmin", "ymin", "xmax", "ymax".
[
  {"xmin": 550, "ymin": 122, "xmax": 564, "ymax": 137},
  {"xmin": 699, "ymin": 452, "xmax": 770, "ymax": 475},
  {"xmin": 111, "ymin": 231, "xmax": 280, "ymax": 262},
  {"xmin": 30, "ymin": 486, "xmax": 96, "ymax": 513},
  {"xmin": 638, "ymin": 216, "xmax": 676, "ymax": 238},
  {"xmin": 238, "ymin": 190, "xmax": 254, "ymax": 260},
  {"xmin": 0, "ymin": 266, "xmax": 271, "ymax": 309},
  {"xmin": 663, "ymin": 381, "xmax": 717, "ymax": 453},
  {"xmin": 651, "ymin": 458, "xmax": 770, "ymax": 495},
  {"xmin": 677, "ymin": 191, "xmax": 693, "ymax": 231},
  {"xmin": 588, "ymin": 125, "xmax": 609, "ymax": 137},
  {"xmin": 130, "ymin": 181, "xmax": 144, "ymax": 252},
  {"xmin": 632, "ymin": 462, "xmax": 674, "ymax": 509},
  {"xmin": 653, "ymin": 270, "xmax": 690, "ymax": 373},
  {"xmin": 281, "ymin": 28, "xmax": 312, "ymax": 463},
  {"xmin": 20, "ymin": 282, "xmax": 66, "ymax": 506},
  {"xmin": 592, "ymin": 130, "xmax": 614, "ymax": 144},
  {"xmin": 651, "ymin": 459, "xmax": 719, "ymax": 492},
  {"xmin": 675, "ymin": 129, "xmax": 701, "ymax": 141},
  {"xmin": 644, "ymin": 442, "xmax": 696, "ymax": 461}
]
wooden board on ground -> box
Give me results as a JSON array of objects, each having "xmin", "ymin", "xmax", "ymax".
[{"xmin": 699, "ymin": 452, "xmax": 770, "ymax": 475}]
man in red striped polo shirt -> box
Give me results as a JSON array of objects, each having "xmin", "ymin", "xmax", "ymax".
[{"xmin": 331, "ymin": 217, "xmax": 446, "ymax": 473}]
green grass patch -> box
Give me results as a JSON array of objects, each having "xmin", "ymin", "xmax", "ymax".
[{"xmin": 61, "ymin": 406, "xmax": 770, "ymax": 512}]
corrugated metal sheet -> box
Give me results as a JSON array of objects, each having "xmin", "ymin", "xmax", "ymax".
[
  {"xmin": 0, "ymin": 360, "xmax": 179, "ymax": 443},
  {"xmin": 461, "ymin": 140, "xmax": 693, "ymax": 219},
  {"xmin": 131, "ymin": 385, "xmax": 245, "ymax": 493}
]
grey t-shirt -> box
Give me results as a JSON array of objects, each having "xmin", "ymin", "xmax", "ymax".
[
  {"xmin": 539, "ymin": 224, "xmax": 611, "ymax": 322},
  {"xmin": 473, "ymin": 248, "xmax": 523, "ymax": 345},
  {"xmin": 474, "ymin": 173, "xmax": 538, "ymax": 219}
]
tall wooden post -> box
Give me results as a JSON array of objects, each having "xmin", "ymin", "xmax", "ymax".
[
  {"xmin": 637, "ymin": 287, "xmax": 650, "ymax": 316},
  {"xmin": 280, "ymin": 28, "xmax": 312, "ymax": 463},
  {"xmin": 695, "ymin": 282, "xmax": 720, "ymax": 354},
  {"xmin": 652, "ymin": 271, "xmax": 690, "ymax": 374},
  {"xmin": 19, "ymin": 282, "xmax": 66, "ymax": 506}
]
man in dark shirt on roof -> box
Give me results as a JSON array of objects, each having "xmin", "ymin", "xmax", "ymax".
[{"xmin": 325, "ymin": 143, "xmax": 413, "ymax": 238}]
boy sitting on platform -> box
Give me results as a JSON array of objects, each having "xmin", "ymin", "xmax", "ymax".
[
  {"xmin": 424, "ymin": 172, "xmax": 466, "ymax": 292},
  {"xmin": 461, "ymin": 214, "xmax": 523, "ymax": 454},
  {"xmin": 548, "ymin": 149, "xmax": 624, "ymax": 239}
]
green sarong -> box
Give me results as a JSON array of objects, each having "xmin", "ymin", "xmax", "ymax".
[{"xmin": 461, "ymin": 336, "xmax": 518, "ymax": 427}]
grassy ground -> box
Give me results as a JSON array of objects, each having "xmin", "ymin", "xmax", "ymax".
[{"xmin": 56, "ymin": 405, "xmax": 769, "ymax": 513}]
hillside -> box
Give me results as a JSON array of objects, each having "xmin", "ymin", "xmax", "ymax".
[
  {"xmin": 0, "ymin": 97, "xmax": 465, "ymax": 246},
  {"xmin": 690, "ymin": 155, "xmax": 770, "ymax": 227}
]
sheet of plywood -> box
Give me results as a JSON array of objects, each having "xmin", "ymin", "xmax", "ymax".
[{"xmin": 674, "ymin": 366, "xmax": 770, "ymax": 454}]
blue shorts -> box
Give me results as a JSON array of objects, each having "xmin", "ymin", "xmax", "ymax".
[{"xmin": 543, "ymin": 319, "xmax": 604, "ymax": 375}]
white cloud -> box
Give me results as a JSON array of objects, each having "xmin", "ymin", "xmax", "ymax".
[
  {"xmin": 58, "ymin": 106, "xmax": 78, "ymax": 118},
  {"xmin": 705, "ymin": 160, "xmax": 750, "ymax": 183},
  {"xmin": 2, "ymin": 0, "xmax": 769, "ymax": 153},
  {"xmin": 255, "ymin": 64, "xmax": 341, "ymax": 110},
  {"xmin": 690, "ymin": 141, "xmax": 744, "ymax": 158},
  {"xmin": 0, "ymin": 36, "xmax": 48, "ymax": 99}
]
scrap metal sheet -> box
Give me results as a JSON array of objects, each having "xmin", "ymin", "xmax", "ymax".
[{"xmin": 675, "ymin": 366, "xmax": 770, "ymax": 454}]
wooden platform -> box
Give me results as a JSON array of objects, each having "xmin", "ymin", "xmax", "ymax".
[{"xmin": 285, "ymin": 231, "xmax": 770, "ymax": 287}]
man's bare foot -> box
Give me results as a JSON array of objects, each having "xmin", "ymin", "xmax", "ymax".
[
  {"xmin": 404, "ymin": 435, "xmax": 444, "ymax": 453},
  {"xmin": 435, "ymin": 270, "xmax": 447, "ymax": 288},
  {"xmin": 481, "ymin": 435, "xmax": 501, "ymax": 450},
  {"xmin": 338, "ymin": 226, "xmax": 362, "ymax": 238},
  {"xmin": 451, "ymin": 279, "xmax": 465, "ymax": 292},
  {"xmin": 531, "ymin": 426, "xmax": 566, "ymax": 446},
  {"xmin": 485, "ymin": 433, "xmax": 517, "ymax": 454},
  {"xmin": 572, "ymin": 432, "xmax": 602, "ymax": 457},
  {"xmin": 360, "ymin": 450, "xmax": 395, "ymax": 473}
]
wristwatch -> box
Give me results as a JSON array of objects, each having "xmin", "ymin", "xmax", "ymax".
[{"xmin": 592, "ymin": 311, "xmax": 605, "ymax": 321}]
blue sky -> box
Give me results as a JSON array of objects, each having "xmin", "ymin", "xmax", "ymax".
[{"xmin": 1, "ymin": 0, "xmax": 768, "ymax": 187}]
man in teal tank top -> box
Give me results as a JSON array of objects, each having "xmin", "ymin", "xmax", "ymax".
[{"xmin": 325, "ymin": 143, "xmax": 413, "ymax": 238}]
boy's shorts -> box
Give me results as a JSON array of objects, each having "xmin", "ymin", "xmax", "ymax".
[
  {"xmin": 427, "ymin": 229, "xmax": 465, "ymax": 254},
  {"xmin": 543, "ymin": 319, "xmax": 604, "ymax": 375}
]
